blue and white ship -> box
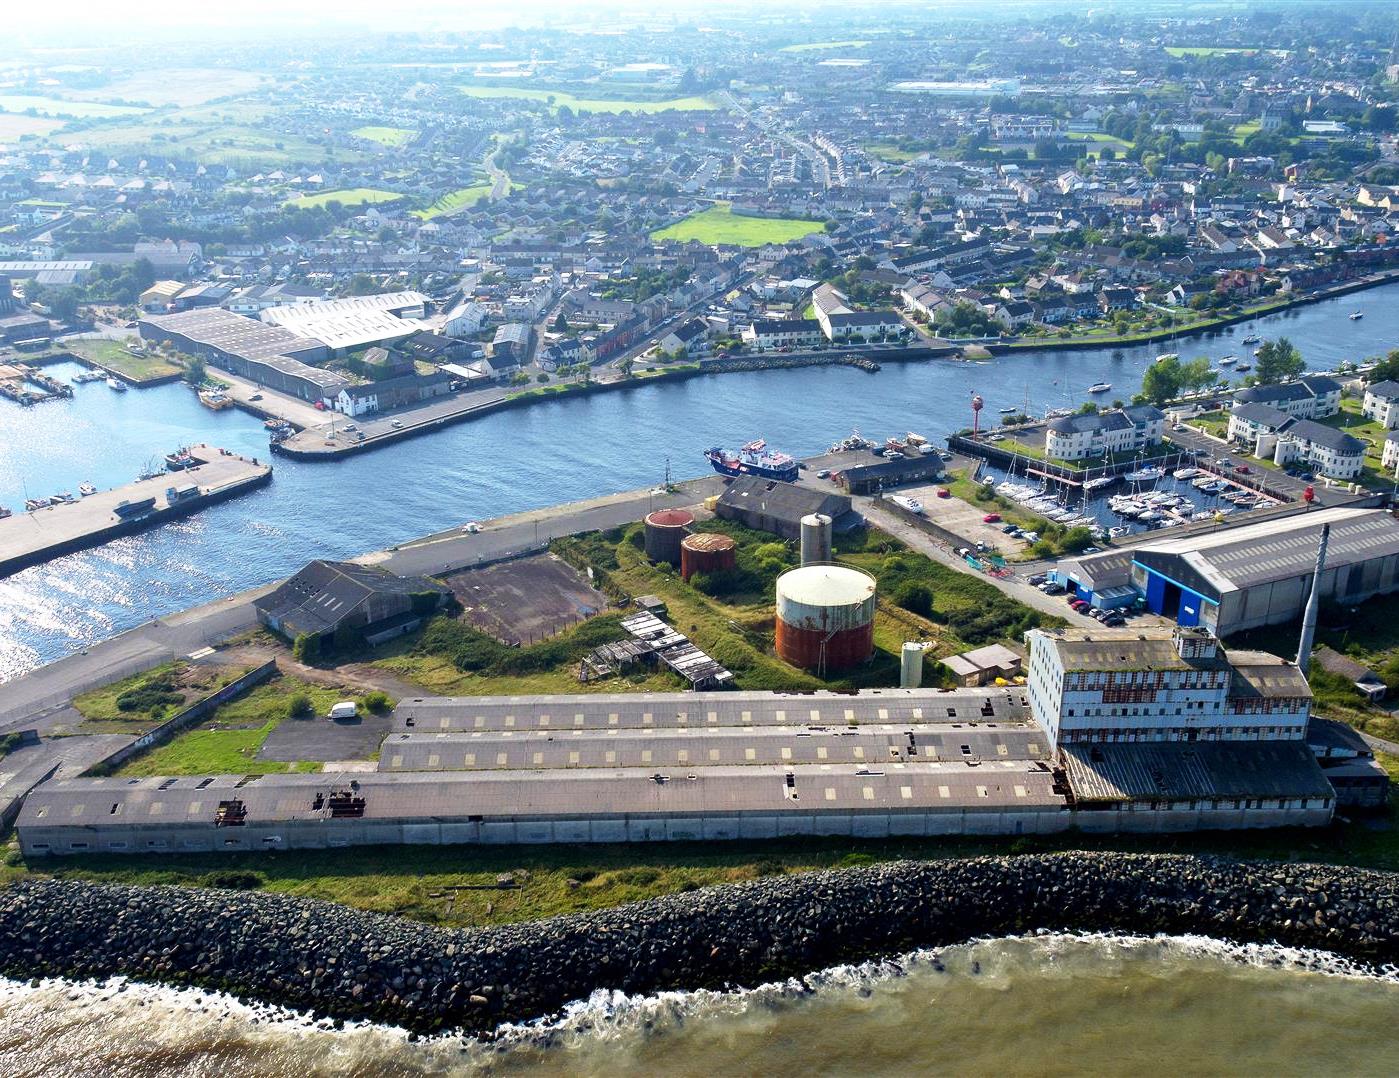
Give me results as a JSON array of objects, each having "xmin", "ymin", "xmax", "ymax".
[{"xmin": 706, "ymin": 439, "xmax": 800, "ymax": 482}]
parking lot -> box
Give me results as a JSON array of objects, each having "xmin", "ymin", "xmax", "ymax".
[
  {"xmin": 894, "ymin": 481, "xmax": 1025, "ymax": 556},
  {"xmin": 443, "ymin": 553, "xmax": 608, "ymax": 645}
]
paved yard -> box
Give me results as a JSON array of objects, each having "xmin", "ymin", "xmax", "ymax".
[
  {"xmin": 257, "ymin": 711, "xmax": 394, "ymax": 762},
  {"xmin": 897, "ymin": 482, "xmax": 1025, "ymax": 555},
  {"xmin": 443, "ymin": 554, "xmax": 608, "ymax": 645}
]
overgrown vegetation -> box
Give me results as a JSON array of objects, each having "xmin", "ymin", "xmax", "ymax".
[{"xmin": 414, "ymin": 612, "xmax": 632, "ymax": 677}]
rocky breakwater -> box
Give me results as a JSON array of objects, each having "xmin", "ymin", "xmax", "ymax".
[{"xmin": 2, "ymin": 852, "xmax": 1397, "ymax": 1034}]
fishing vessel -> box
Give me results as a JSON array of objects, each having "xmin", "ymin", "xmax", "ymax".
[
  {"xmin": 106, "ymin": 377, "xmax": 127, "ymax": 392},
  {"xmin": 1087, "ymin": 382, "xmax": 1112, "ymax": 394},
  {"xmin": 706, "ymin": 439, "xmax": 799, "ymax": 482}
]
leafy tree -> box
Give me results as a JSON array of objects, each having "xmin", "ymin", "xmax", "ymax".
[
  {"xmin": 893, "ymin": 581, "xmax": 934, "ymax": 618},
  {"xmin": 552, "ymin": 310, "xmax": 569, "ymax": 333},
  {"xmin": 292, "ymin": 633, "xmax": 319, "ymax": 663},
  {"xmin": 1253, "ymin": 338, "xmax": 1305, "ymax": 385},
  {"xmin": 1368, "ymin": 349, "xmax": 1399, "ymax": 384},
  {"xmin": 183, "ymin": 356, "xmax": 207, "ymax": 385}
]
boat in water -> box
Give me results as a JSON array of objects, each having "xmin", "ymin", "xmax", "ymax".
[
  {"xmin": 1155, "ymin": 353, "xmax": 1179, "ymax": 363},
  {"xmin": 78, "ymin": 482, "xmax": 97, "ymax": 496},
  {"xmin": 706, "ymin": 439, "xmax": 799, "ymax": 482},
  {"xmin": 1350, "ymin": 311, "xmax": 1364, "ymax": 321},
  {"xmin": 1235, "ymin": 363, "xmax": 1252, "ymax": 373},
  {"xmin": 199, "ymin": 390, "xmax": 233, "ymax": 410},
  {"xmin": 1173, "ymin": 467, "xmax": 1200, "ymax": 480},
  {"xmin": 1087, "ymin": 382, "xmax": 1112, "ymax": 394},
  {"xmin": 1123, "ymin": 466, "xmax": 1165, "ymax": 483},
  {"xmin": 0, "ymin": 505, "xmax": 10, "ymax": 519},
  {"xmin": 106, "ymin": 377, "xmax": 127, "ymax": 392},
  {"xmin": 1242, "ymin": 333, "xmax": 1261, "ymax": 345},
  {"xmin": 1219, "ymin": 356, "xmax": 1236, "ymax": 366},
  {"xmin": 1083, "ymin": 476, "xmax": 1116, "ymax": 491}
]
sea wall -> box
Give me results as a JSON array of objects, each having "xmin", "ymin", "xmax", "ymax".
[{"xmin": 2, "ymin": 852, "xmax": 1396, "ymax": 1033}]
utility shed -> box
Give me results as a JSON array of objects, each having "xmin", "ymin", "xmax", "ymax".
[{"xmin": 715, "ymin": 476, "xmax": 860, "ymax": 539}]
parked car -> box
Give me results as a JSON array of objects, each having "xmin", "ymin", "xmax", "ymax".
[
  {"xmin": 1042, "ymin": 583, "xmax": 1066, "ymax": 595},
  {"xmin": 391, "ymin": 419, "xmax": 403, "ymax": 429},
  {"xmin": 1027, "ymin": 573, "xmax": 1049, "ymax": 586},
  {"xmin": 249, "ymin": 393, "xmax": 263, "ymax": 401},
  {"xmin": 1103, "ymin": 613, "xmax": 1126, "ymax": 627},
  {"xmin": 982, "ymin": 513, "xmax": 1002, "ymax": 524},
  {"xmin": 1067, "ymin": 596, "xmax": 1086, "ymax": 608},
  {"xmin": 1236, "ymin": 464, "xmax": 1251, "ymax": 474},
  {"xmin": 936, "ymin": 488, "xmax": 951, "ymax": 498},
  {"xmin": 816, "ymin": 469, "xmax": 830, "ymax": 479}
]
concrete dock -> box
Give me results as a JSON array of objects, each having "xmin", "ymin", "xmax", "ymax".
[{"xmin": 0, "ymin": 444, "xmax": 272, "ymax": 577}]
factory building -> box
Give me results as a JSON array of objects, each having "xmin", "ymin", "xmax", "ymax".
[
  {"xmin": 260, "ymin": 292, "xmax": 431, "ymax": 357},
  {"xmin": 140, "ymin": 308, "xmax": 345, "ymax": 404},
  {"xmin": 1026, "ymin": 626, "xmax": 1337, "ymax": 829},
  {"xmin": 1060, "ymin": 507, "xmax": 1399, "ymax": 636}
]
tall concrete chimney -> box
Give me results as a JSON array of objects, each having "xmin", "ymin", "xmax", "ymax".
[{"xmin": 1295, "ymin": 522, "xmax": 1331, "ymax": 674}]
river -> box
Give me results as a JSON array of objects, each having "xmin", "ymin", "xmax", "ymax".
[
  {"xmin": 1, "ymin": 934, "xmax": 1396, "ymax": 1076},
  {"xmin": 1, "ymin": 285, "xmax": 1395, "ymax": 681}
]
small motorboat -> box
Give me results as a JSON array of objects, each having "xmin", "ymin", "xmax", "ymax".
[
  {"xmin": 1242, "ymin": 333, "xmax": 1261, "ymax": 345},
  {"xmin": 79, "ymin": 482, "xmax": 97, "ymax": 496},
  {"xmin": 107, "ymin": 377, "xmax": 127, "ymax": 392},
  {"xmin": 1088, "ymin": 382, "xmax": 1112, "ymax": 394},
  {"xmin": 1155, "ymin": 353, "xmax": 1179, "ymax": 363},
  {"xmin": 1219, "ymin": 356, "xmax": 1236, "ymax": 366},
  {"xmin": 1350, "ymin": 311, "xmax": 1364, "ymax": 321}
]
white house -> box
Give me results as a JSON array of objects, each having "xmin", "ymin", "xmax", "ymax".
[
  {"xmin": 1045, "ymin": 406, "xmax": 1165, "ymax": 461},
  {"xmin": 1362, "ymin": 380, "xmax": 1399, "ymax": 430},
  {"xmin": 1383, "ymin": 430, "xmax": 1399, "ymax": 474},
  {"xmin": 1231, "ymin": 376, "xmax": 1341, "ymax": 420},
  {"xmin": 741, "ymin": 318, "xmax": 825, "ymax": 352}
]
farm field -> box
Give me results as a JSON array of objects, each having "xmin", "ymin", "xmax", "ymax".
[
  {"xmin": 0, "ymin": 114, "xmax": 65, "ymax": 140},
  {"xmin": 352, "ymin": 125, "xmax": 416, "ymax": 148},
  {"xmin": 0, "ymin": 95, "xmax": 148, "ymax": 119},
  {"xmin": 66, "ymin": 69, "xmax": 267, "ymax": 108},
  {"xmin": 461, "ymin": 86, "xmax": 717, "ymax": 113},
  {"xmin": 63, "ymin": 121, "xmax": 346, "ymax": 168},
  {"xmin": 779, "ymin": 40, "xmax": 871, "ymax": 52},
  {"xmin": 651, "ymin": 202, "xmax": 826, "ymax": 246},
  {"xmin": 284, "ymin": 187, "xmax": 403, "ymax": 210}
]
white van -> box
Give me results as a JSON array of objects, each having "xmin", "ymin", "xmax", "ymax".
[{"xmin": 328, "ymin": 701, "xmax": 358, "ymax": 720}]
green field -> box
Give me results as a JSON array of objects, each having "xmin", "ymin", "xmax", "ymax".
[
  {"xmin": 413, "ymin": 180, "xmax": 521, "ymax": 219},
  {"xmin": 1065, "ymin": 131, "xmax": 1134, "ymax": 148},
  {"xmin": 651, "ymin": 203, "xmax": 826, "ymax": 246},
  {"xmin": 779, "ymin": 40, "xmax": 871, "ymax": 53},
  {"xmin": 1164, "ymin": 46, "xmax": 1255, "ymax": 57},
  {"xmin": 66, "ymin": 338, "xmax": 182, "ymax": 383},
  {"xmin": 109, "ymin": 675, "xmax": 360, "ymax": 778},
  {"xmin": 64, "ymin": 120, "xmax": 347, "ymax": 168},
  {"xmin": 0, "ymin": 95, "xmax": 148, "ymax": 119},
  {"xmin": 286, "ymin": 187, "xmax": 404, "ymax": 210},
  {"xmin": 863, "ymin": 141, "xmax": 923, "ymax": 163},
  {"xmin": 461, "ymin": 86, "xmax": 717, "ymax": 114},
  {"xmin": 351, "ymin": 125, "xmax": 416, "ymax": 148}
]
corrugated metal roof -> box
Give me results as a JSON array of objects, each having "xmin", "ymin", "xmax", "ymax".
[{"xmin": 1062, "ymin": 741, "xmax": 1333, "ymax": 802}]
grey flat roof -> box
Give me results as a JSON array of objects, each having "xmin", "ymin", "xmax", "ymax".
[
  {"xmin": 394, "ymin": 687, "xmax": 1030, "ymax": 734},
  {"xmin": 1062, "ymin": 741, "xmax": 1334, "ymax": 803},
  {"xmin": 379, "ymin": 724, "xmax": 1049, "ymax": 772},
  {"xmin": 19, "ymin": 762, "xmax": 1065, "ymax": 829}
]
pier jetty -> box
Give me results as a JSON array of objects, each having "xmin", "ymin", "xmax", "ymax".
[{"xmin": 0, "ymin": 444, "xmax": 272, "ymax": 577}]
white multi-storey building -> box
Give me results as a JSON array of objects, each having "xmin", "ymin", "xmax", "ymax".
[
  {"xmin": 1044, "ymin": 405, "xmax": 1165, "ymax": 461},
  {"xmin": 1361, "ymin": 380, "xmax": 1399, "ymax": 430},
  {"xmin": 1026, "ymin": 626, "xmax": 1312, "ymax": 750}
]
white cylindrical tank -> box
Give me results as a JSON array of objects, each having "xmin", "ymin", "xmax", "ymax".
[
  {"xmin": 900, "ymin": 642, "xmax": 925, "ymax": 688},
  {"xmin": 775, "ymin": 565, "xmax": 876, "ymax": 671},
  {"xmin": 799, "ymin": 513, "xmax": 833, "ymax": 566}
]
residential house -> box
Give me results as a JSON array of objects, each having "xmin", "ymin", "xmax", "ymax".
[{"xmin": 1045, "ymin": 406, "xmax": 1166, "ymax": 461}]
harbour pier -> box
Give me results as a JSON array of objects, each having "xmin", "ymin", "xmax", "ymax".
[{"xmin": 0, "ymin": 445, "xmax": 272, "ymax": 577}]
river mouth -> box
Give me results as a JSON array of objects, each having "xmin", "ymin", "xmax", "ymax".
[{"xmin": 4, "ymin": 934, "xmax": 1397, "ymax": 1076}]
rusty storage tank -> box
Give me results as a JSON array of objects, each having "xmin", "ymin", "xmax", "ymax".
[
  {"xmin": 775, "ymin": 564, "xmax": 876, "ymax": 672},
  {"xmin": 643, "ymin": 508, "xmax": 694, "ymax": 564},
  {"xmin": 681, "ymin": 531, "xmax": 738, "ymax": 581},
  {"xmin": 799, "ymin": 513, "xmax": 833, "ymax": 566}
]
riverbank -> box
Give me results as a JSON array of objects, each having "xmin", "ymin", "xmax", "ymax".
[{"xmin": 2, "ymin": 852, "xmax": 1396, "ymax": 1033}]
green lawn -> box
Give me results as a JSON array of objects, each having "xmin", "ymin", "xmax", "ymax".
[
  {"xmin": 1191, "ymin": 410, "xmax": 1231, "ymax": 439},
  {"xmin": 66, "ymin": 121, "xmax": 349, "ymax": 168},
  {"xmin": 66, "ymin": 338, "xmax": 182, "ymax": 383},
  {"xmin": 350, "ymin": 125, "xmax": 416, "ymax": 148},
  {"xmin": 461, "ymin": 86, "xmax": 717, "ymax": 114},
  {"xmin": 651, "ymin": 203, "xmax": 826, "ymax": 246},
  {"xmin": 1316, "ymin": 398, "xmax": 1393, "ymax": 487},
  {"xmin": 285, "ymin": 187, "xmax": 404, "ymax": 210}
]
